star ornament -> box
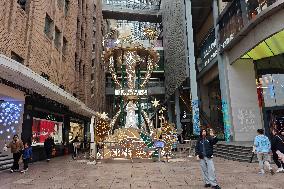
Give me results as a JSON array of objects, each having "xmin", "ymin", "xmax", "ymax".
[
  {"xmin": 151, "ymin": 98, "xmax": 160, "ymax": 108},
  {"xmin": 100, "ymin": 112, "xmax": 108, "ymax": 120}
]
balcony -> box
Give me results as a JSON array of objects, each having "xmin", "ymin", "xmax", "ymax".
[
  {"xmin": 218, "ymin": 0, "xmax": 282, "ymax": 50},
  {"xmin": 197, "ymin": 28, "xmax": 217, "ymax": 72}
]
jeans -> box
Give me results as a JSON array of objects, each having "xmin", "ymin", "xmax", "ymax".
[
  {"xmin": 199, "ymin": 157, "xmax": 218, "ymax": 186},
  {"xmin": 12, "ymin": 152, "xmax": 22, "ymax": 171},
  {"xmin": 23, "ymin": 158, "xmax": 29, "ymax": 170},
  {"xmin": 257, "ymin": 153, "xmax": 272, "ymax": 170}
]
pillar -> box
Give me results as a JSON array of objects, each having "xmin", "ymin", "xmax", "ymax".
[
  {"xmin": 175, "ymin": 89, "xmax": 182, "ymax": 131},
  {"xmin": 185, "ymin": 0, "xmax": 200, "ymax": 135},
  {"xmin": 226, "ymin": 58, "xmax": 262, "ymax": 141}
]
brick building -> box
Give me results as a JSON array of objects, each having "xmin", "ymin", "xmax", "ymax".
[{"xmin": 0, "ymin": 0, "xmax": 105, "ymax": 162}]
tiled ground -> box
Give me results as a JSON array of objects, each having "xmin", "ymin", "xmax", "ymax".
[{"xmin": 0, "ymin": 156, "xmax": 283, "ymax": 189}]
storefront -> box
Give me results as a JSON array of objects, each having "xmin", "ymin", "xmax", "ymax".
[
  {"xmin": 0, "ymin": 83, "xmax": 25, "ymax": 157},
  {"xmin": 241, "ymin": 29, "xmax": 284, "ymax": 138}
]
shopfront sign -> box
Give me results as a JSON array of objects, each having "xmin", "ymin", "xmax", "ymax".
[
  {"xmin": 115, "ymin": 89, "xmax": 147, "ymax": 96},
  {"xmin": 199, "ymin": 29, "xmax": 217, "ymax": 71}
]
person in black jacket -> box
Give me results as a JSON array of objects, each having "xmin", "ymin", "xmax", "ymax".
[
  {"xmin": 195, "ymin": 129, "xmax": 221, "ymax": 189},
  {"xmin": 44, "ymin": 135, "xmax": 55, "ymax": 162},
  {"xmin": 271, "ymin": 129, "xmax": 284, "ymax": 173}
]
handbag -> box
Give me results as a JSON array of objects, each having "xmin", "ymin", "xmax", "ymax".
[{"xmin": 52, "ymin": 148, "xmax": 56, "ymax": 156}]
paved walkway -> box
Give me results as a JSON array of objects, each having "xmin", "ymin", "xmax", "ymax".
[{"xmin": 0, "ymin": 156, "xmax": 283, "ymax": 189}]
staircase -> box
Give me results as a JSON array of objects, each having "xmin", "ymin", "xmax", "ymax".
[
  {"xmin": 0, "ymin": 152, "xmax": 13, "ymax": 171},
  {"xmin": 214, "ymin": 143, "xmax": 257, "ymax": 163}
]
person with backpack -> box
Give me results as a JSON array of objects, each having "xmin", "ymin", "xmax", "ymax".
[
  {"xmin": 195, "ymin": 129, "xmax": 221, "ymax": 189},
  {"xmin": 254, "ymin": 129, "xmax": 274, "ymax": 175}
]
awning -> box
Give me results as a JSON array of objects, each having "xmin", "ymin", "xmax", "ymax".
[
  {"xmin": 242, "ymin": 29, "xmax": 284, "ymax": 60},
  {"xmin": 0, "ymin": 55, "xmax": 96, "ymax": 118}
]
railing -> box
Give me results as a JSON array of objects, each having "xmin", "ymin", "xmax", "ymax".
[
  {"xmin": 198, "ymin": 28, "xmax": 217, "ymax": 71},
  {"xmin": 218, "ymin": 0, "xmax": 280, "ymax": 49},
  {"xmin": 102, "ymin": 0, "xmax": 161, "ymax": 11}
]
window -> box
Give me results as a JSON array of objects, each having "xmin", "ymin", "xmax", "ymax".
[
  {"xmin": 82, "ymin": 65, "xmax": 85, "ymax": 76},
  {"xmin": 17, "ymin": 0, "xmax": 26, "ymax": 11},
  {"xmin": 75, "ymin": 53, "xmax": 78, "ymax": 71},
  {"xmin": 91, "ymin": 86, "xmax": 95, "ymax": 95},
  {"xmin": 63, "ymin": 37, "xmax": 68, "ymax": 55},
  {"xmin": 64, "ymin": 0, "xmax": 70, "ymax": 16},
  {"xmin": 11, "ymin": 51, "xmax": 24, "ymax": 64},
  {"xmin": 57, "ymin": 0, "xmax": 64, "ymax": 9},
  {"xmin": 79, "ymin": 60, "xmax": 82, "ymax": 73},
  {"xmin": 92, "ymin": 60, "xmax": 95, "ymax": 67},
  {"xmin": 91, "ymin": 73, "xmax": 94, "ymax": 81},
  {"xmin": 44, "ymin": 14, "xmax": 53, "ymax": 39},
  {"xmin": 32, "ymin": 118, "xmax": 63, "ymax": 145},
  {"xmin": 54, "ymin": 26, "xmax": 61, "ymax": 49}
]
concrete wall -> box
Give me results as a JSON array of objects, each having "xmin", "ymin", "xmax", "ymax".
[{"xmin": 226, "ymin": 58, "xmax": 262, "ymax": 141}]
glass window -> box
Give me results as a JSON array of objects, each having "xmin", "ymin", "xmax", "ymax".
[
  {"xmin": 32, "ymin": 118, "xmax": 63, "ymax": 146},
  {"xmin": 44, "ymin": 14, "xmax": 53, "ymax": 39},
  {"xmin": 54, "ymin": 26, "xmax": 61, "ymax": 49}
]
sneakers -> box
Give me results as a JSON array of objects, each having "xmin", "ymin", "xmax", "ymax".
[
  {"xmin": 46, "ymin": 159, "xmax": 50, "ymax": 162},
  {"xmin": 276, "ymin": 168, "xmax": 284, "ymax": 173},
  {"xmin": 204, "ymin": 184, "xmax": 211, "ymax": 188},
  {"xmin": 10, "ymin": 169, "xmax": 19, "ymax": 173},
  {"xmin": 212, "ymin": 185, "xmax": 221, "ymax": 189},
  {"xmin": 10, "ymin": 169, "xmax": 13, "ymax": 173},
  {"xmin": 258, "ymin": 169, "xmax": 265, "ymax": 175},
  {"xmin": 21, "ymin": 169, "xmax": 28, "ymax": 173}
]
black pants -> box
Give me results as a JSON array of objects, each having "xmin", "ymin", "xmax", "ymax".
[
  {"xmin": 273, "ymin": 152, "xmax": 284, "ymax": 168},
  {"xmin": 12, "ymin": 152, "xmax": 22, "ymax": 171},
  {"xmin": 45, "ymin": 148, "xmax": 52, "ymax": 160},
  {"xmin": 23, "ymin": 158, "xmax": 29, "ymax": 170}
]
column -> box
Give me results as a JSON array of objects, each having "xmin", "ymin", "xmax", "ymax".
[
  {"xmin": 175, "ymin": 89, "xmax": 182, "ymax": 131},
  {"xmin": 213, "ymin": 0, "xmax": 233, "ymax": 142},
  {"xmin": 184, "ymin": 0, "xmax": 200, "ymax": 135},
  {"xmin": 167, "ymin": 100, "xmax": 173, "ymax": 123}
]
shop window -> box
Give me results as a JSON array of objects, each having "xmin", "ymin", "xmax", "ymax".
[
  {"xmin": 0, "ymin": 101, "xmax": 23, "ymax": 141},
  {"xmin": 17, "ymin": 0, "xmax": 26, "ymax": 11},
  {"xmin": 54, "ymin": 26, "xmax": 61, "ymax": 49},
  {"xmin": 63, "ymin": 37, "xmax": 68, "ymax": 55},
  {"xmin": 32, "ymin": 118, "xmax": 63, "ymax": 145},
  {"xmin": 69, "ymin": 122, "xmax": 84, "ymax": 142},
  {"xmin": 44, "ymin": 14, "xmax": 53, "ymax": 39},
  {"xmin": 11, "ymin": 51, "xmax": 24, "ymax": 64}
]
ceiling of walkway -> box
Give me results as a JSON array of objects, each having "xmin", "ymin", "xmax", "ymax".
[
  {"xmin": 242, "ymin": 29, "xmax": 284, "ymax": 60},
  {"xmin": 191, "ymin": 0, "xmax": 212, "ymax": 31}
]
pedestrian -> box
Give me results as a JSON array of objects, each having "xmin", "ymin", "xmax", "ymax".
[
  {"xmin": 253, "ymin": 129, "xmax": 274, "ymax": 175},
  {"xmin": 271, "ymin": 129, "xmax": 284, "ymax": 173},
  {"xmin": 4, "ymin": 134, "xmax": 24, "ymax": 173},
  {"xmin": 21, "ymin": 142, "xmax": 32, "ymax": 173},
  {"xmin": 44, "ymin": 134, "xmax": 55, "ymax": 162},
  {"xmin": 195, "ymin": 129, "xmax": 221, "ymax": 189},
  {"xmin": 72, "ymin": 136, "xmax": 80, "ymax": 159}
]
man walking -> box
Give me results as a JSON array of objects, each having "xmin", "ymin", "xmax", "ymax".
[
  {"xmin": 196, "ymin": 129, "xmax": 221, "ymax": 189},
  {"xmin": 254, "ymin": 129, "xmax": 274, "ymax": 175}
]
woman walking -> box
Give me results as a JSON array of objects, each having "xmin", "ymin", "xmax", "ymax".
[
  {"xmin": 271, "ymin": 129, "xmax": 284, "ymax": 173},
  {"xmin": 195, "ymin": 129, "xmax": 221, "ymax": 189},
  {"xmin": 4, "ymin": 134, "xmax": 24, "ymax": 173}
]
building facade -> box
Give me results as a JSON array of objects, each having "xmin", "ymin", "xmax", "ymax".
[
  {"xmin": 0, "ymin": 0, "xmax": 105, "ymax": 163},
  {"xmin": 195, "ymin": 0, "xmax": 284, "ymax": 141}
]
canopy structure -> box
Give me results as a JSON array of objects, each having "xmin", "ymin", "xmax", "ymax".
[{"xmin": 0, "ymin": 55, "xmax": 95, "ymax": 117}]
